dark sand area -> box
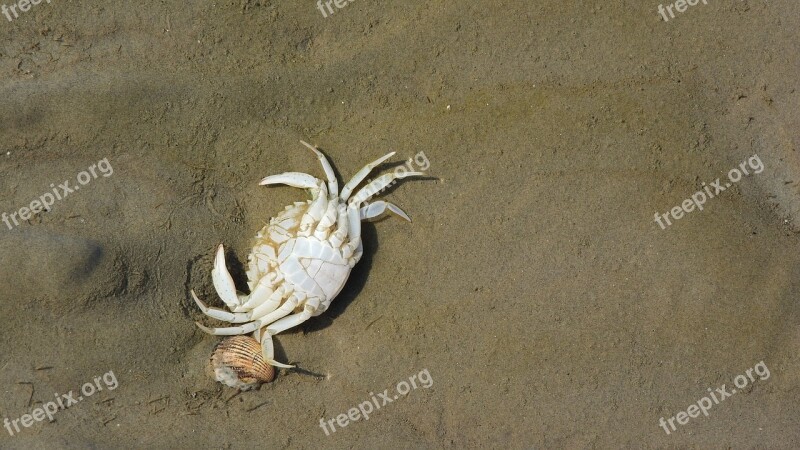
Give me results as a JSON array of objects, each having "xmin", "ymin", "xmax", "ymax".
[{"xmin": 0, "ymin": 0, "xmax": 798, "ymax": 448}]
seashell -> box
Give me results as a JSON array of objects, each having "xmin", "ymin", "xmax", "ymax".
[{"xmin": 210, "ymin": 336, "xmax": 275, "ymax": 390}]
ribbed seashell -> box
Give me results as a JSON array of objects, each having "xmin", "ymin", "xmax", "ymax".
[{"xmin": 210, "ymin": 336, "xmax": 275, "ymax": 390}]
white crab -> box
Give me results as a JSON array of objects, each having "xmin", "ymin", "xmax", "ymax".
[{"xmin": 193, "ymin": 141, "xmax": 422, "ymax": 368}]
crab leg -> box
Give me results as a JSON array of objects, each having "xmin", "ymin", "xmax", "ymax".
[
  {"xmin": 234, "ymin": 272, "xmax": 280, "ymax": 312},
  {"xmin": 194, "ymin": 284, "xmax": 291, "ymax": 323},
  {"xmin": 340, "ymin": 152, "xmax": 397, "ymax": 201},
  {"xmin": 342, "ymin": 204, "xmax": 361, "ymax": 260},
  {"xmin": 196, "ymin": 294, "xmax": 302, "ymax": 336},
  {"xmin": 349, "ymin": 171, "xmax": 424, "ymax": 205},
  {"xmin": 259, "ymin": 172, "xmax": 320, "ymax": 189},
  {"xmin": 193, "ymin": 291, "xmax": 250, "ymax": 323},
  {"xmin": 360, "ymin": 201, "xmax": 411, "ymax": 222},
  {"xmin": 328, "ymin": 204, "xmax": 350, "ymax": 248},
  {"xmin": 299, "ymin": 183, "xmax": 329, "ymax": 237},
  {"xmin": 313, "ymin": 201, "xmax": 339, "ymax": 240},
  {"xmin": 300, "ymin": 141, "xmax": 338, "ymax": 198},
  {"xmin": 258, "ymin": 172, "xmax": 328, "ymax": 208},
  {"xmin": 212, "ymin": 244, "xmax": 242, "ymax": 310},
  {"xmin": 260, "ymin": 297, "xmax": 321, "ymax": 368},
  {"xmin": 353, "ymin": 241, "xmax": 364, "ymax": 262}
]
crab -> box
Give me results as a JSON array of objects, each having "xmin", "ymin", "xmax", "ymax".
[{"xmin": 192, "ymin": 141, "xmax": 422, "ymax": 368}]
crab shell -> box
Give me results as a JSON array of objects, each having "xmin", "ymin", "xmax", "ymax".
[{"xmin": 243, "ymin": 200, "xmax": 353, "ymax": 318}]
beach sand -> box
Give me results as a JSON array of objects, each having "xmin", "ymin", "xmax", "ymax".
[{"xmin": 0, "ymin": 0, "xmax": 798, "ymax": 448}]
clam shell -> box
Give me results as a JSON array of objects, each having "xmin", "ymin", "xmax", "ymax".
[{"xmin": 210, "ymin": 336, "xmax": 275, "ymax": 390}]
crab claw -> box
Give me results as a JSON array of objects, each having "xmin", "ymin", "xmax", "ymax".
[{"xmin": 212, "ymin": 244, "xmax": 241, "ymax": 310}]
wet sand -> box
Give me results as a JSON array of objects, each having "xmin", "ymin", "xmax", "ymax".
[{"xmin": 0, "ymin": 0, "xmax": 798, "ymax": 448}]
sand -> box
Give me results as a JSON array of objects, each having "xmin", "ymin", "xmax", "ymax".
[{"xmin": 0, "ymin": 0, "xmax": 798, "ymax": 448}]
